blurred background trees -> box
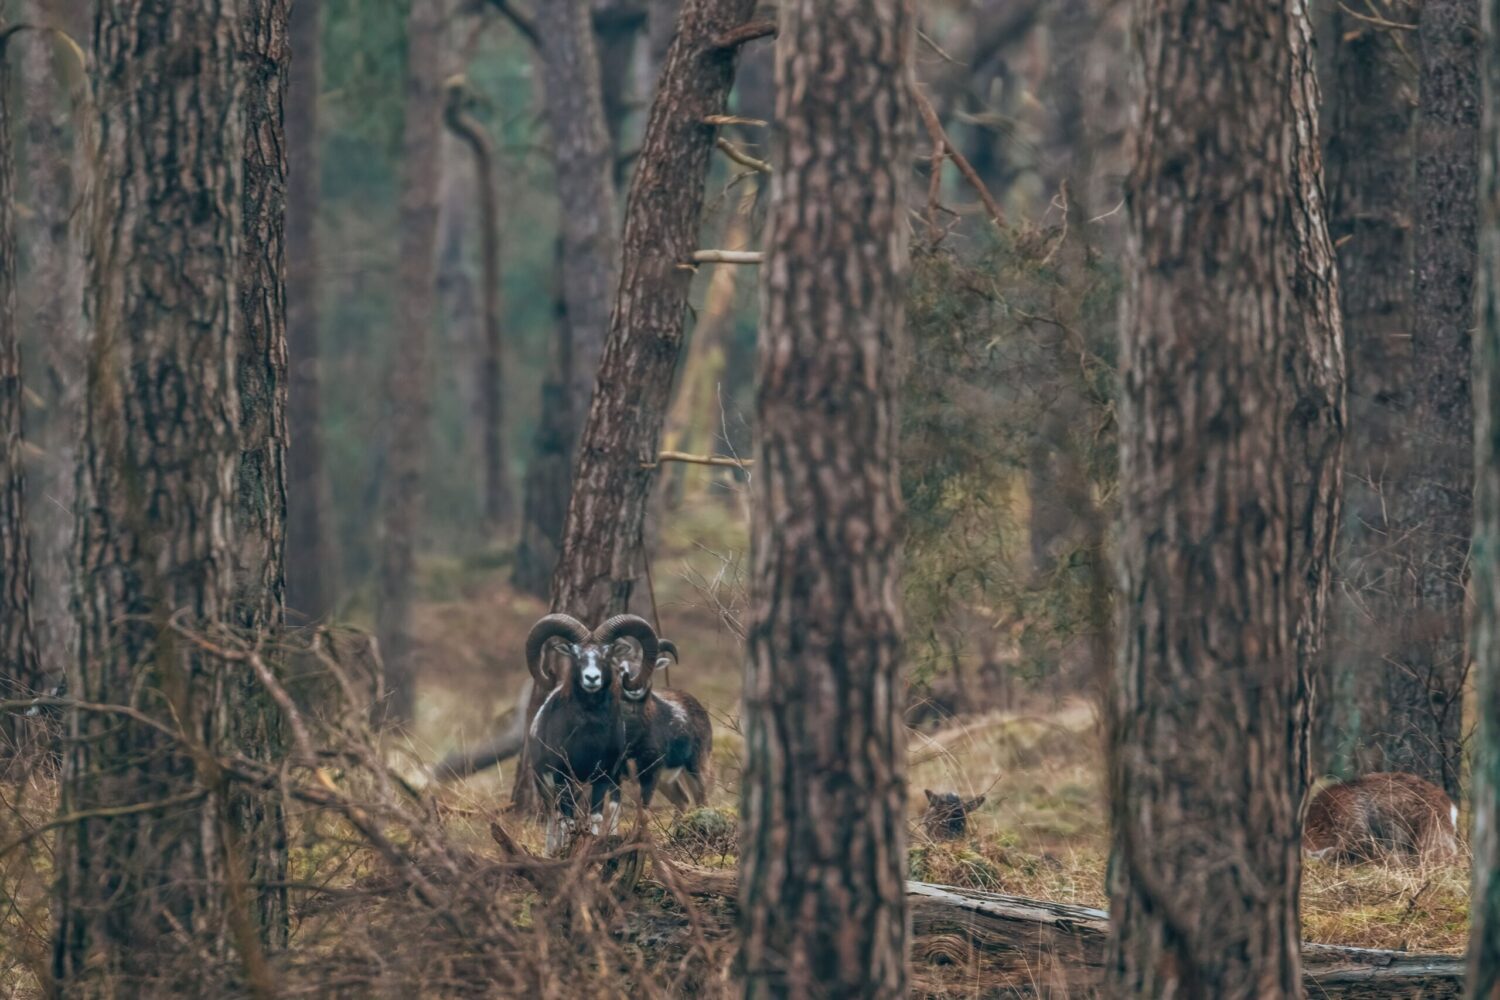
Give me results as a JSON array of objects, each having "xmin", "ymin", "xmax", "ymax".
[{"xmin": 0, "ymin": 0, "xmax": 1495, "ymax": 989}]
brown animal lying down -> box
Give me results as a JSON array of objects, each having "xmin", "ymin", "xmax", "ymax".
[
  {"xmin": 921, "ymin": 789, "xmax": 986, "ymax": 840},
  {"xmin": 1303, "ymin": 772, "xmax": 1460, "ymax": 864}
]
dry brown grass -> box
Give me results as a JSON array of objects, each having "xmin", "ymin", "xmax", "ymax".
[
  {"xmin": 0, "ymin": 507, "xmax": 1470, "ymax": 996},
  {"xmin": 408, "ymin": 558, "xmax": 1471, "ymax": 958}
]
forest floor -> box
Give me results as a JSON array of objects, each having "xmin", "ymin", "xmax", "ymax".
[{"xmin": 396, "ymin": 498, "xmax": 1472, "ymax": 958}]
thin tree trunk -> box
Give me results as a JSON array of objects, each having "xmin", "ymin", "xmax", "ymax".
[
  {"xmin": 1320, "ymin": 0, "xmax": 1417, "ymax": 782},
  {"xmin": 0, "ymin": 38, "xmax": 41, "ymax": 734},
  {"xmin": 513, "ymin": 241, "xmax": 574, "ymax": 598},
  {"xmin": 375, "ymin": 0, "xmax": 444, "ymax": 727},
  {"xmin": 1107, "ymin": 0, "xmax": 1345, "ymax": 995},
  {"xmin": 511, "ymin": 0, "xmax": 619, "ymax": 597},
  {"xmin": 17, "ymin": 0, "xmax": 84, "ymax": 695},
  {"xmin": 510, "ymin": 0, "xmax": 757, "ymax": 814},
  {"xmin": 1382, "ymin": 0, "xmax": 1478, "ymax": 800},
  {"xmin": 55, "ymin": 0, "xmax": 276, "ymax": 989},
  {"xmin": 548, "ymin": 0, "xmax": 756, "ymax": 623},
  {"xmin": 286, "ymin": 0, "xmax": 335, "ymax": 622},
  {"xmin": 738, "ymin": 2, "xmax": 913, "ymax": 996},
  {"xmin": 444, "ymin": 89, "xmax": 515, "ymax": 534},
  {"xmin": 594, "ymin": 0, "xmax": 645, "ymax": 186},
  {"xmin": 1468, "ymin": 3, "xmax": 1500, "ymax": 992},
  {"xmin": 238, "ymin": 0, "xmax": 293, "ymax": 946}
]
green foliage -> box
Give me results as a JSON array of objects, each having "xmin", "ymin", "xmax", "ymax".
[{"xmin": 901, "ymin": 225, "xmax": 1118, "ymax": 691}]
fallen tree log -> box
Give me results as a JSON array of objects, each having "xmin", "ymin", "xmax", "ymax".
[{"xmin": 667, "ymin": 866, "xmax": 1463, "ymax": 997}]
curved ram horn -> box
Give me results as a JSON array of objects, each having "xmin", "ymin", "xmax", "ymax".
[
  {"xmin": 656, "ymin": 638, "xmax": 679, "ymax": 663},
  {"xmin": 593, "ymin": 614, "xmax": 660, "ymax": 693},
  {"xmin": 525, "ymin": 614, "xmax": 590, "ymax": 686}
]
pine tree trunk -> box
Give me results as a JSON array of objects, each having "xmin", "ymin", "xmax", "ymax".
[
  {"xmin": 511, "ymin": 0, "xmax": 758, "ymax": 813},
  {"xmin": 512, "ymin": 0, "xmax": 619, "ymax": 598},
  {"xmin": 1381, "ymin": 0, "xmax": 1478, "ymax": 800},
  {"xmin": 594, "ymin": 0, "xmax": 645, "ymax": 186},
  {"xmin": 286, "ymin": 0, "xmax": 335, "ymax": 622},
  {"xmin": 1320, "ymin": 0, "xmax": 1417, "ymax": 782},
  {"xmin": 375, "ymin": 0, "xmax": 444, "ymax": 726},
  {"xmin": 0, "ymin": 39, "xmax": 41, "ymax": 731},
  {"xmin": 737, "ymin": 2, "xmax": 913, "ymax": 996},
  {"xmin": 55, "ymin": 0, "xmax": 277, "ymax": 989},
  {"xmin": 238, "ymin": 0, "xmax": 292, "ymax": 945},
  {"xmin": 549, "ymin": 0, "xmax": 756, "ymax": 622},
  {"xmin": 17, "ymin": 1, "xmax": 85, "ymax": 693},
  {"xmin": 1107, "ymin": 1, "xmax": 1345, "ymax": 995},
  {"xmin": 443, "ymin": 91, "xmax": 515, "ymax": 534},
  {"xmin": 1468, "ymin": 3, "xmax": 1500, "ymax": 993}
]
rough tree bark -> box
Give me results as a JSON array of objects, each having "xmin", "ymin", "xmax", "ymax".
[
  {"xmin": 286, "ymin": 0, "xmax": 335, "ymax": 622},
  {"xmin": 238, "ymin": 0, "xmax": 292, "ymax": 945},
  {"xmin": 549, "ymin": 0, "xmax": 756, "ymax": 622},
  {"xmin": 1320, "ymin": 0, "xmax": 1417, "ymax": 781},
  {"xmin": 0, "ymin": 34, "xmax": 41, "ymax": 727},
  {"xmin": 1108, "ymin": 0, "xmax": 1345, "ymax": 995},
  {"xmin": 1468, "ymin": 2, "xmax": 1500, "ymax": 992},
  {"xmin": 509, "ymin": 0, "xmax": 758, "ymax": 812},
  {"xmin": 55, "ymin": 0, "xmax": 278, "ymax": 990},
  {"xmin": 737, "ymin": 1, "xmax": 913, "ymax": 996},
  {"xmin": 444, "ymin": 86, "xmax": 515, "ymax": 534},
  {"xmin": 1379, "ymin": 0, "xmax": 1478, "ymax": 800},
  {"xmin": 375, "ymin": 0, "xmax": 444, "ymax": 726},
  {"xmin": 17, "ymin": 1, "xmax": 84, "ymax": 692},
  {"xmin": 511, "ymin": 0, "xmax": 620, "ymax": 597}
]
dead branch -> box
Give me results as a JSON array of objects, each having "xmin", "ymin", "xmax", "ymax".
[
  {"xmin": 689, "ymin": 249, "xmax": 762, "ymax": 265},
  {"xmin": 913, "ymin": 84, "xmax": 1005, "ymax": 230},
  {"xmin": 643, "ymin": 450, "xmax": 755, "ymax": 470},
  {"xmin": 715, "ymin": 137, "xmax": 771, "ymax": 174},
  {"xmin": 663, "ymin": 869, "xmax": 1464, "ymax": 997},
  {"xmin": 713, "ymin": 19, "xmax": 776, "ymax": 49},
  {"xmin": 703, "ymin": 113, "xmax": 767, "ymax": 128},
  {"xmin": 482, "ymin": 0, "xmax": 540, "ymax": 46}
]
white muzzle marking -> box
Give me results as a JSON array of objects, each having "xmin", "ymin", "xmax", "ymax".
[{"xmin": 580, "ymin": 648, "xmax": 604, "ymax": 692}]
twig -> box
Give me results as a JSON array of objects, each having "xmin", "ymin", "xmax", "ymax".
[
  {"xmin": 0, "ymin": 790, "xmax": 210, "ymax": 861},
  {"xmin": 689, "ymin": 249, "xmax": 762, "ymax": 265},
  {"xmin": 483, "ymin": 0, "xmax": 539, "ymax": 46},
  {"xmin": 917, "ymin": 28, "xmax": 962, "ymax": 66},
  {"xmin": 642, "ymin": 450, "xmax": 755, "ymax": 469},
  {"xmin": 715, "ymin": 137, "xmax": 771, "ymax": 174},
  {"xmin": 913, "ymin": 84, "xmax": 1005, "ymax": 230},
  {"xmin": 1336, "ymin": 1, "xmax": 1416, "ymax": 30},
  {"xmin": 713, "ymin": 19, "xmax": 777, "ymax": 49},
  {"xmin": 703, "ymin": 113, "xmax": 766, "ymax": 128}
]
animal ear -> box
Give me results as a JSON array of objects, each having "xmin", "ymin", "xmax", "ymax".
[
  {"xmin": 965, "ymin": 795, "xmax": 986, "ymax": 812},
  {"xmin": 923, "ymin": 789, "xmax": 937, "ymax": 805}
]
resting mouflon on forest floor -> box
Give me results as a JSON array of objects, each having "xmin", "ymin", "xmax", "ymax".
[
  {"xmin": 411, "ymin": 567, "xmax": 1472, "ymax": 956},
  {"xmin": 920, "ymin": 789, "xmax": 987, "ymax": 840},
  {"xmin": 1302, "ymin": 771, "xmax": 1460, "ymax": 866}
]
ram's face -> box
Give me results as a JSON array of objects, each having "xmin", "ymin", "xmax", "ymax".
[
  {"xmin": 572, "ymin": 643, "xmax": 607, "ymax": 693},
  {"xmin": 616, "ymin": 656, "xmax": 648, "ymax": 701}
]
